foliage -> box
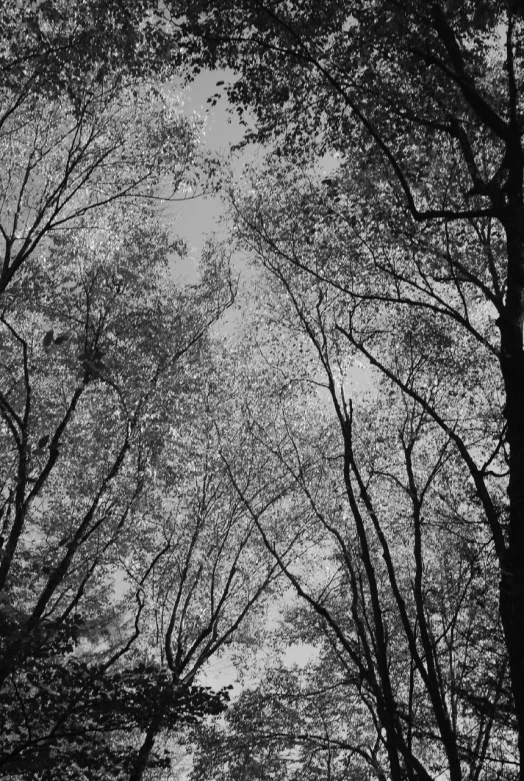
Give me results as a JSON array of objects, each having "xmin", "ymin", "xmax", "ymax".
[
  {"xmin": 0, "ymin": 46, "xmax": 249, "ymax": 778},
  {"xmin": 1, "ymin": 612, "xmax": 229, "ymax": 780},
  {"xmin": 6, "ymin": 1, "xmax": 524, "ymax": 779},
  {"xmin": 169, "ymin": 3, "xmax": 524, "ymax": 778},
  {"xmin": 0, "ymin": 74, "xmax": 206, "ymax": 294},
  {"xmin": 183, "ymin": 141, "xmax": 518, "ymax": 780},
  {"xmin": 0, "ymin": 0, "xmax": 180, "ymax": 100}
]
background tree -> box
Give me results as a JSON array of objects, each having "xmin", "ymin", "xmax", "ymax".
[
  {"xmin": 0, "ymin": 72, "xmax": 210, "ymax": 295},
  {"xmin": 184, "ymin": 149, "xmax": 518, "ymax": 781},
  {"xmin": 0, "ymin": 191, "xmax": 239, "ymax": 778},
  {"xmin": 167, "ymin": 2, "xmax": 524, "ymax": 777},
  {"xmin": 0, "ymin": 34, "xmax": 271, "ymax": 774}
]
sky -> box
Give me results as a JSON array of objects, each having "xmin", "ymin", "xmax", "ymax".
[{"xmin": 167, "ymin": 70, "xmax": 256, "ymax": 282}]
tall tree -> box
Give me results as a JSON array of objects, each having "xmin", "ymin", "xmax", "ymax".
[
  {"xmin": 169, "ymin": 3, "xmax": 524, "ymax": 777},
  {"xmin": 0, "ymin": 51, "xmax": 267, "ymax": 775}
]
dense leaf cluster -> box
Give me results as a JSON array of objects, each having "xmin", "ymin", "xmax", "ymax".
[
  {"xmin": 1, "ymin": 613, "xmax": 229, "ymax": 779},
  {"xmin": 0, "ymin": 0, "xmax": 180, "ymax": 99}
]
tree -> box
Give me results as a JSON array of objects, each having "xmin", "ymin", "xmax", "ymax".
[
  {"xmin": 182, "ymin": 145, "xmax": 517, "ymax": 781},
  {"xmin": 192, "ymin": 655, "xmax": 397, "ymax": 781},
  {"xmin": 166, "ymin": 3, "xmax": 524, "ymax": 778},
  {"xmin": 116, "ymin": 335, "xmax": 285, "ymax": 779},
  {"xmin": 0, "ymin": 71, "xmax": 211, "ymax": 296},
  {"xmin": 0, "ymin": 58, "xmax": 269, "ymax": 776}
]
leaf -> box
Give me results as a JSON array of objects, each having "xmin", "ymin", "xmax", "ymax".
[{"xmin": 43, "ymin": 329, "xmax": 54, "ymax": 348}]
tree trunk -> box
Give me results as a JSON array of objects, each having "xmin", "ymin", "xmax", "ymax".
[
  {"xmin": 498, "ymin": 190, "xmax": 524, "ymax": 780},
  {"xmin": 128, "ymin": 712, "xmax": 163, "ymax": 781}
]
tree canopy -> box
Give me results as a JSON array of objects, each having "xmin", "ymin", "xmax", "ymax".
[
  {"xmin": 3, "ymin": 2, "xmax": 524, "ymax": 780},
  {"xmin": 172, "ymin": 2, "xmax": 524, "ymax": 780},
  {"xmin": 0, "ymin": 13, "xmax": 268, "ymax": 778}
]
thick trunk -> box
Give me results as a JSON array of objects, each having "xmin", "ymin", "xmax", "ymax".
[{"xmin": 499, "ymin": 198, "xmax": 524, "ymax": 778}]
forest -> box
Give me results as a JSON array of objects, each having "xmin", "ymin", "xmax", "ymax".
[{"xmin": 0, "ymin": 1, "xmax": 522, "ymax": 780}]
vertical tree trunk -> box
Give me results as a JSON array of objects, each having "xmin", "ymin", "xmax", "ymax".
[
  {"xmin": 498, "ymin": 186, "xmax": 524, "ymax": 779},
  {"xmin": 128, "ymin": 713, "xmax": 162, "ymax": 781}
]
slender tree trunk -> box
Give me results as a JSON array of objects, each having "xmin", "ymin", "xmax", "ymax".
[{"xmin": 128, "ymin": 711, "xmax": 163, "ymax": 781}]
